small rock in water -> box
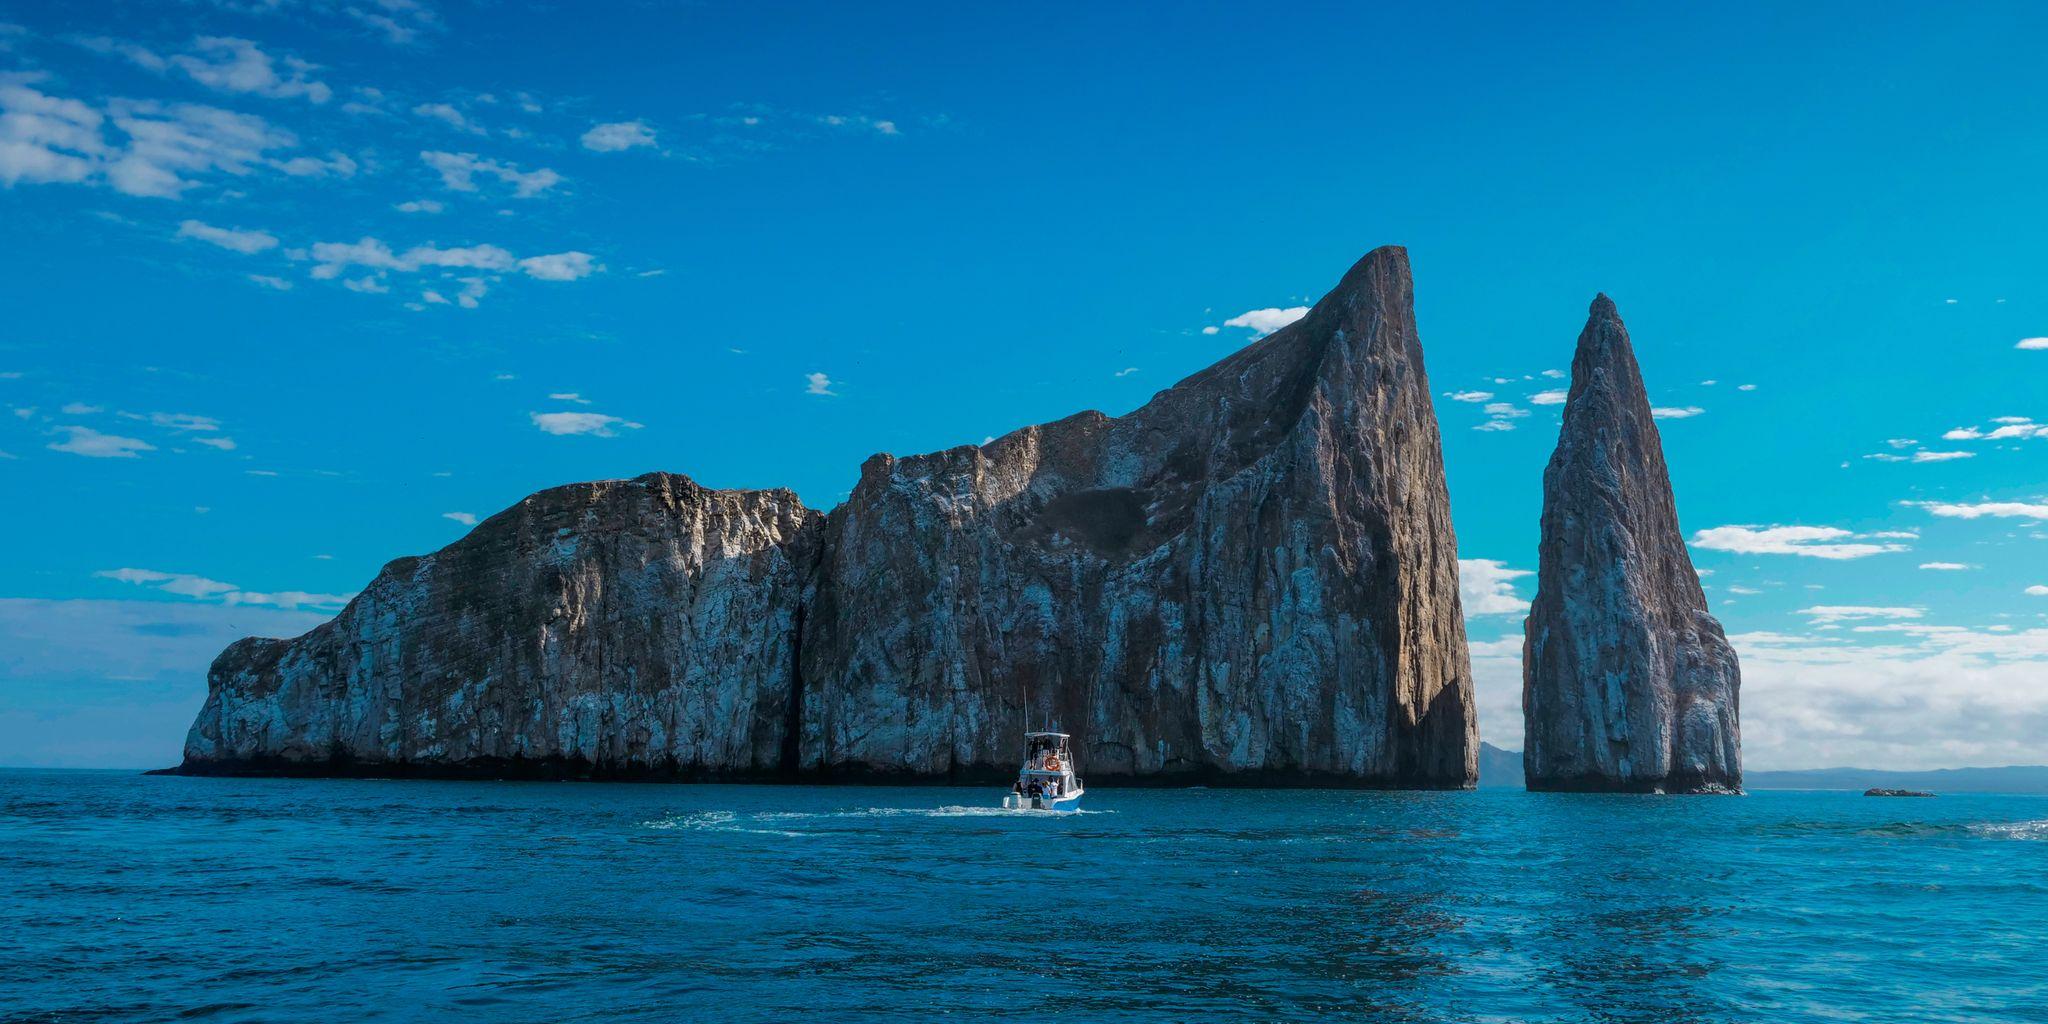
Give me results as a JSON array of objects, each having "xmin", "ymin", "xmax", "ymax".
[{"xmin": 1864, "ymin": 788, "xmax": 1936, "ymax": 798}]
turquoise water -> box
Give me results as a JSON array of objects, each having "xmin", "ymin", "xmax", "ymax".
[{"xmin": 4, "ymin": 770, "xmax": 2044, "ymax": 1022}]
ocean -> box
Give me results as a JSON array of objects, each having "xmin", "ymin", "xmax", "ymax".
[{"xmin": 4, "ymin": 769, "xmax": 2043, "ymax": 1022}]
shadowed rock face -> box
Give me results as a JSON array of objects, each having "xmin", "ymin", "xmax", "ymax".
[
  {"xmin": 801, "ymin": 246, "xmax": 1476, "ymax": 785},
  {"xmin": 173, "ymin": 246, "xmax": 1477, "ymax": 788},
  {"xmin": 1521, "ymin": 296, "xmax": 1741, "ymax": 794}
]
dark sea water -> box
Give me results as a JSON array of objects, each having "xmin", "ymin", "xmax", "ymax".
[{"xmin": 3, "ymin": 770, "xmax": 2045, "ymax": 1023}]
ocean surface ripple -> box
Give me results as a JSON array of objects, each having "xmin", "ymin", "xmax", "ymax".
[{"xmin": 3, "ymin": 771, "xmax": 2044, "ymax": 1022}]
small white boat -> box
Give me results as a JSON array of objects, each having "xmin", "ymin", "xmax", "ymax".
[{"xmin": 1002, "ymin": 731, "xmax": 1085, "ymax": 812}]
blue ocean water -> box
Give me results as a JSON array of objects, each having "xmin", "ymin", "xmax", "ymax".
[{"xmin": 3, "ymin": 770, "xmax": 2044, "ymax": 1023}]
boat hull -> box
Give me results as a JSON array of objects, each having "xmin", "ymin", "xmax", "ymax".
[{"xmin": 1003, "ymin": 790, "xmax": 1084, "ymax": 812}]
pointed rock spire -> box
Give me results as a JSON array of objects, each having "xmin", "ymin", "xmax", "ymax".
[{"xmin": 1521, "ymin": 295, "xmax": 1741, "ymax": 793}]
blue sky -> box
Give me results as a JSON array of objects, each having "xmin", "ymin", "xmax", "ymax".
[{"xmin": 2, "ymin": 1, "xmax": 2045, "ymax": 770}]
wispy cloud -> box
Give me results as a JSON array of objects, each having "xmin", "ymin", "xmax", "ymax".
[
  {"xmin": 1913, "ymin": 501, "xmax": 2048, "ymax": 520},
  {"xmin": 413, "ymin": 102, "xmax": 483, "ymax": 134},
  {"xmin": 581, "ymin": 120, "xmax": 656, "ymax": 152},
  {"xmin": 442, "ymin": 511, "xmax": 477, "ymax": 526},
  {"xmin": 805, "ymin": 372, "xmax": 835, "ymax": 396},
  {"xmin": 1651, "ymin": 406, "xmax": 1705, "ymax": 419},
  {"xmin": 420, "ymin": 150, "xmax": 560, "ymax": 197},
  {"xmin": 1800, "ymin": 605, "xmax": 1922, "ymax": 624},
  {"xmin": 96, "ymin": 567, "xmax": 353, "ymax": 611},
  {"xmin": 2016, "ymin": 338, "xmax": 2048, "ymax": 351},
  {"xmin": 177, "ymin": 219, "xmax": 277, "ymax": 253},
  {"xmin": 1691, "ymin": 525, "xmax": 1910, "ymax": 560},
  {"xmin": 47, "ymin": 425, "xmax": 155, "ymax": 458},
  {"xmin": 529, "ymin": 411, "xmax": 642, "ymax": 437}
]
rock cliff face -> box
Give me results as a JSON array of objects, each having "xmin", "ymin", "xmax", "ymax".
[
  {"xmin": 182, "ymin": 475, "xmax": 820, "ymax": 777},
  {"xmin": 1521, "ymin": 296, "xmax": 1741, "ymax": 794},
  {"xmin": 173, "ymin": 245, "xmax": 1477, "ymax": 787}
]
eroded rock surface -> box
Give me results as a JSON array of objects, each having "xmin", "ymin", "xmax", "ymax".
[
  {"xmin": 801, "ymin": 246, "xmax": 1475, "ymax": 785},
  {"xmin": 1521, "ymin": 296, "xmax": 1742, "ymax": 794},
  {"xmin": 174, "ymin": 246, "xmax": 1477, "ymax": 787},
  {"xmin": 181, "ymin": 474, "xmax": 820, "ymax": 777}
]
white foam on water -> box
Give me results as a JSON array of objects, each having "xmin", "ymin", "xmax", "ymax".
[
  {"xmin": 638, "ymin": 810, "xmax": 810, "ymax": 837},
  {"xmin": 640, "ymin": 805, "xmax": 1112, "ymax": 833},
  {"xmin": 1971, "ymin": 819, "xmax": 2048, "ymax": 841}
]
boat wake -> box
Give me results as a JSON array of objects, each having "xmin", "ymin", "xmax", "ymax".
[{"xmin": 639, "ymin": 805, "xmax": 1112, "ymax": 834}]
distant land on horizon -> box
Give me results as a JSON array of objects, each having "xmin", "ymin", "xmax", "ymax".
[{"xmin": 1478, "ymin": 742, "xmax": 2048, "ymax": 794}]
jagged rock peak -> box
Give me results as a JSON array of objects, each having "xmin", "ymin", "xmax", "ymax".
[{"xmin": 1521, "ymin": 296, "xmax": 1742, "ymax": 794}]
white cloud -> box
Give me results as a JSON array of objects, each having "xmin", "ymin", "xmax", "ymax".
[
  {"xmin": 1911, "ymin": 450, "xmax": 1974, "ymax": 463},
  {"xmin": 2028, "ymin": 585, "xmax": 2048, "ymax": 597},
  {"xmin": 2016, "ymin": 338, "xmax": 2048, "ymax": 351},
  {"xmin": 1446, "ymin": 390, "xmax": 1494, "ymax": 402},
  {"xmin": 548, "ymin": 392, "xmax": 591, "ymax": 404},
  {"xmin": 146, "ymin": 412, "xmax": 221, "ymax": 432},
  {"xmin": 61, "ymin": 402, "xmax": 101, "ymax": 415},
  {"xmin": 1800, "ymin": 605, "xmax": 1922, "ymax": 624},
  {"xmin": 581, "ymin": 120, "xmax": 656, "ymax": 152},
  {"xmin": 1915, "ymin": 501, "xmax": 2048, "ymax": 521},
  {"xmin": 516, "ymin": 251, "xmax": 599, "ymax": 281},
  {"xmin": 1221, "ymin": 306, "xmax": 1308, "ymax": 338},
  {"xmin": 1200, "ymin": 326, "xmax": 1219, "ymax": 336},
  {"xmin": 530, "ymin": 411, "xmax": 642, "ymax": 437},
  {"xmin": 48, "ymin": 425, "xmax": 154, "ymax": 458},
  {"xmin": 1482, "ymin": 403, "xmax": 1527, "ymax": 419},
  {"xmin": 96, "ymin": 566, "xmax": 352, "ymax": 610},
  {"xmin": 344, "ymin": 2, "xmax": 440, "ymax": 44},
  {"xmin": 247, "ymin": 274, "xmax": 292, "ymax": 290},
  {"xmin": 170, "ymin": 37, "xmax": 331, "ymax": 104},
  {"xmin": 192, "ymin": 436, "xmax": 236, "ymax": 450},
  {"xmin": 1691, "ymin": 525, "xmax": 1910, "ymax": 560},
  {"xmin": 0, "ymin": 79, "xmax": 110, "ymax": 188},
  {"xmin": 1529, "ymin": 389, "xmax": 1568, "ymax": 405},
  {"xmin": 805, "ymin": 372, "xmax": 836, "ymax": 396},
  {"xmin": 394, "ymin": 198, "xmax": 442, "ymax": 213},
  {"xmin": 420, "ymin": 150, "xmax": 560, "ymax": 197},
  {"xmin": 413, "ymin": 103, "xmax": 483, "ymax": 134},
  {"xmin": 1919, "ymin": 562, "xmax": 1974, "ymax": 571},
  {"xmin": 1731, "ymin": 627, "xmax": 2048, "ymax": 769},
  {"xmin": 0, "ymin": 81, "xmax": 319, "ymax": 199},
  {"xmin": 176, "ymin": 218, "xmax": 277, "ymax": 253},
  {"xmin": 442, "ymin": 511, "xmax": 477, "ymax": 526},
  {"xmin": 1114, "ymin": 367, "xmax": 1139, "ymax": 377},
  {"xmin": 107, "ymin": 98, "xmax": 299, "ymax": 197},
  {"xmin": 1540, "ymin": 369, "xmax": 1565, "ymax": 379},
  {"xmin": 307, "ymin": 238, "xmax": 582, "ymax": 300},
  {"xmin": 1473, "ymin": 419, "xmax": 1516, "ymax": 433},
  {"xmin": 1457, "ymin": 559, "xmax": 1532, "ymax": 616},
  {"xmin": 1652, "ymin": 406, "xmax": 1705, "ymax": 419}
]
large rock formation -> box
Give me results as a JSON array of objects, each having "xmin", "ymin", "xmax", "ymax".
[
  {"xmin": 1521, "ymin": 295, "xmax": 1741, "ymax": 794},
  {"xmin": 170, "ymin": 245, "xmax": 1478, "ymax": 787}
]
